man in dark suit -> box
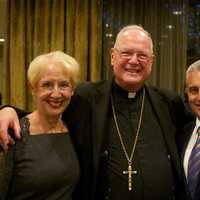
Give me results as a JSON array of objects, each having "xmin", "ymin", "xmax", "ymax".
[
  {"xmin": 0, "ymin": 25, "xmax": 192, "ymax": 200},
  {"xmin": 178, "ymin": 60, "xmax": 200, "ymax": 200}
]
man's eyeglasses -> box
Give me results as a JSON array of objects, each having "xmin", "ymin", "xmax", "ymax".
[{"xmin": 114, "ymin": 48, "xmax": 152, "ymax": 62}]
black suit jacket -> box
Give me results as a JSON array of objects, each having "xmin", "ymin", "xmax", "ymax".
[
  {"xmin": 65, "ymin": 80, "xmax": 193, "ymax": 200},
  {"xmin": 177, "ymin": 121, "xmax": 195, "ymax": 160},
  {"xmin": 177, "ymin": 121, "xmax": 200, "ymax": 200}
]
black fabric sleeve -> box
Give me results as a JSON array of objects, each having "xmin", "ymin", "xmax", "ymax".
[
  {"xmin": 0, "ymin": 140, "xmax": 14, "ymax": 199},
  {"xmin": 171, "ymin": 96, "xmax": 195, "ymax": 129}
]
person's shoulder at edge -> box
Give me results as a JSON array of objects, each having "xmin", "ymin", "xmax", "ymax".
[
  {"xmin": 76, "ymin": 80, "xmax": 109, "ymax": 94},
  {"xmin": 147, "ymin": 84, "xmax": 190, "ymax": 112},
  {"xmin": 148, "ymin": 85, "xmax": 181, "ymax": 100},
  {"xmin": 63, "ymin": 81, "xmax": 101, "ymax": 123},
  {"xmin": 148, "ymin": 84, "xmax": 195, "ymax": 124},
  {"xmin": 65, "ymin": 80, "xmax": 110, "ymax": 120}
]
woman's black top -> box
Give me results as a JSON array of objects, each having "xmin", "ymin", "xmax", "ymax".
[{"xmin": 0, "ymin": 117, "xmax": 80, "ymax": 200}]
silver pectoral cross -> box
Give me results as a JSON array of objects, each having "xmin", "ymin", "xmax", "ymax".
[{"xmin": 123, "ymin": 163, "xmax": 137, "ymax": 191}]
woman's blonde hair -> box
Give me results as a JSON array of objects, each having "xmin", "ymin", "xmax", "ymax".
[{"xmin": 27, "ymin": 51, "xmax": 80, "ymax": 88}]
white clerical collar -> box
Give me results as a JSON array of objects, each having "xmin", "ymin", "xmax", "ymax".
[{"xmin": 128, "ymin": 92, "xmax": 136, "ymax": 98}]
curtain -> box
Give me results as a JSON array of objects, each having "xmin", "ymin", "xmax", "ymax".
[
  {"xmin": 2, "ymin": 0, "xmax": 189, "ymax": 110},
  {"xmin": 102, "ymin": 0, "xmax": 188, "ymax": 95},
  {"xmin": 2, "ymin": 0, "xmax": 102, "ymax": 110}
]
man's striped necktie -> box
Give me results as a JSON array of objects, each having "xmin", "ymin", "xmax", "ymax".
[{"xmin": 188, "ymin": 127, "xmax": 200, "ymax": 199}]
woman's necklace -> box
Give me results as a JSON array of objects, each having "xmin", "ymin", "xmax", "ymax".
[{"xmin": 110, "ymin": 88, "xmax": 145, "ymax": 191}]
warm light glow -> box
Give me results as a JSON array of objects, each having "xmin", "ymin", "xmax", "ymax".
[
  {"xmin": 0, "ymin": 38, "xmax": 5, "ymax": 42},
  {"xmin": 173, "ymin": 11, "xmax": 182, "ymax": 15}
]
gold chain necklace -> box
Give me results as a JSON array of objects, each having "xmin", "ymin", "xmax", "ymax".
[{"xmin": 110, "ymin": 88, "xmax": 145, "ymax": 191}]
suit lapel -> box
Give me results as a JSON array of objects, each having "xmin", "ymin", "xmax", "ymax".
[
  {"xmin": 181, "ymin": 122, "xmax": 195, "ymax": 164},
  {"xmin": 145, "ymin": 86, "xmax": 181, "ymax": 177}
]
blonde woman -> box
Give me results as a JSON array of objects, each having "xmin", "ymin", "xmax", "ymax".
[{"xmin": 0, "ymin": 51, "xmax": 81, "ymax": 200}]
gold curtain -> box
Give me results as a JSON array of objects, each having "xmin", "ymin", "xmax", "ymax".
[
  {"xmin": 102, "ymin": 0, "xmax": 188, "ymax": 95},
  {"xmin": 2, "ymin": 0, "xmax": 102, "ymax": 110},
  {"xmin": 2, "ymin": 0, "xmax": 190, "ymax": 110},
  {"xmin": 145, "ymin": 0, "xmax": 188, "ymax": 94}
]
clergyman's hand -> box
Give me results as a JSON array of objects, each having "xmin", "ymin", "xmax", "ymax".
[{"xmin": 0, "ymin": 107, "xmax": 21, "ymax": 150}]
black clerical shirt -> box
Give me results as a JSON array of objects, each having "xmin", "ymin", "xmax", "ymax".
[{"xmin": 97, "ymin": 81, "xmax": 176, "ymax": 200}]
